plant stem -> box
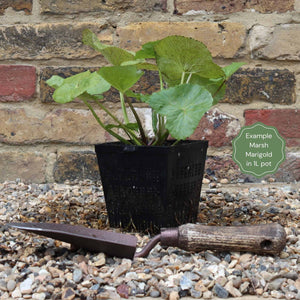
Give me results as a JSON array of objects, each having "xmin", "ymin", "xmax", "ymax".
[
  {"xmin": 159, "ymin": 70, "xmax": 164, "ymax": 90},
  {"xmin": 171, "ymin": 139, "xmax": 181, "ymax": 147},
  {"xmin": 81, "ymin": 98, "xmax": 131, "ymax": 145},
  {"xmin": 212, "ymin": 79, "xmax": 226, "ymax": 99},
  {"xmin": 124, "ymin": 95, "xmax": 147, "ymax": 144},
  {"xmin": 94, "ymin": 99, "xmax": 133, "ymax": 141},
  {"xmin": 120, "ymin": 92, "xmax": 130, "ymax": 124},
  {"xmin": 186, "ymin": 73, "xmax": 193, "ymax": 83},
  {"xmin": 181, "ymin": 72, "xmax": 185, "ymax": 84}
]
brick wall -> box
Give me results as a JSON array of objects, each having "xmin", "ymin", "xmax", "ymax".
[{"xmin": 0, "ymin": 0, "xmax": 299, "ymax": 183}]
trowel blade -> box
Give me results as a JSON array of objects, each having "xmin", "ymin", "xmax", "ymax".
[{"xmin": 8, "ymin": 222, "xmax": 138, "ymax": 259}]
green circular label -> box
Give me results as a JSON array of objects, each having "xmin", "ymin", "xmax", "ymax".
[{"xmin": 232, "ymin": 122, "xmax": 286, "ymax": 178}]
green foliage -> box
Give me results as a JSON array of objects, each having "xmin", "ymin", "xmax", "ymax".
[
  {"xmin": 98, "ymin": 66, "xmax": 144, "ymax": 93},
  {"xmin": 147, "ymin": 84, "xmax": 213, "ymax": 140},
  {"xmin": 47, "ymin": 30, "xmax": 245, "ymax": 146}
]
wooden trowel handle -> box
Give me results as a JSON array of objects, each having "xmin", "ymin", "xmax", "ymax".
[{"xmin": 177, "ymin": 223, "xmax": 286, "ymax": 255}]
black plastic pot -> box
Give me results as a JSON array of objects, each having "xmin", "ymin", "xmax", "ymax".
[{"xmin": 95, "ymin": 140, "xmax": 208, "ymax": 232}]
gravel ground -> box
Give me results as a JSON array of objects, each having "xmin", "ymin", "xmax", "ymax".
[{"xmin": 0, "ymin": 180, "xmax": 299, "ymax": 300}]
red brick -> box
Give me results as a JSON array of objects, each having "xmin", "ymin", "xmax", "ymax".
[
  {"xmin": 189, "ymin": 108, "xmax": 241, "ymax": 147},
  {"xmin": 244, "ymin": 109, "xmax": 300, "ymax": 147},
  {"xmin": 0, "ymin": 65, "xmax": 36, "ymax": 102}
]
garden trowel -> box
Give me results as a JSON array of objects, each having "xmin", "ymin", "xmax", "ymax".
[{"xmin": 7, "ymin": 222, "xmax": 286, "ymax": 259}]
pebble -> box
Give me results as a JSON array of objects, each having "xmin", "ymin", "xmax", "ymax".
[
  {"xmin": 7, "ymin": 279, "xmax": 16, "ymax": 291},
  {"xmin": 213, "ymin": 283, "xmax": 229, "ymax": 298},
  {"xmin": 180, "ymin": 275, "xmax": 193, "ymax": 290},
  {"xmin": 169, "ymin": 290, "xmax": 179, "ymax": 300},
  {"xmin": 20, "ymin": 277, "xmax": 33, "ymax": 294},
  {"xmin": 72, "ymin": 268, "xmax": 83, "ymax": 283},
  {"xmin": 0, "ymin": 180, "xmax": 298, "ymax": 300}
]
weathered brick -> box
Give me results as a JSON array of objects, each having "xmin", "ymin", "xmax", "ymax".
[
  {"xmin": 189, "ymin": 108, "xmax": 241, "ymax": 147},
  {"xmin": 53, "ymin": 151, "xmax": 100, "ymax": 183},
  {"xmin": 0, "ymin": 108, "xmax": 106, "ymax": 145},
  {"xmin": 0, "ymin": 0, "xmax": 32, "ymax": 15},
  {"xmin": 117, "ymin": 22, "xmax": 246, "ymax": 58},
  {"xmin": 249, "ymin": 24, "xmax": 300, "ymax": 61},
  {"xmin": 244, "ymin": 109, "xmax": 300, "ymax": 147},
  {"xmin": 0, "ymin": 23, "xmax": 112, "ymax": 60},
  {"xmin": 205, "ymin": 152, "xmax": 300, "ymax": 182},
  {"xmin": 0, "ymin": 65, "xmax": 36, "ymax": 102},
  {"xmin": 223, "ymin": 68, "xmax": 296, "ymax": 104},
  {"xmin": 175, "ymin": 0, "xmax": 294, "ymax": 14},
  {"xmin": 40, "ymin": 67, "xmax": 160, "ymax": 103},
  {"xmin": 40, "ymin": 0, "xmax": 166, "ymax": 14},
  {"xmin": 0, "ymin": 151, "xmax": 46, "ymax": 183}
]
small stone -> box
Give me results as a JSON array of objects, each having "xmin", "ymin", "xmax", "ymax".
[
  {"xmin": 269, "ymin": 278, "xmax": 285, "ymax": 290},
  {"xmin": 239, "ymin": 253, "xmax": 252, "ymax": 264},
  {"xmin": 39, "ymin": 206, "xmax": 52, "ymax": 214},
  {"xmin": 7, "ymin": 279, "xmax": 16, "ymax": 291},
  {"xmin": 205, "ymin": 251, "xmax": 221, "ymax": 263},
  {"xmin": 32, "ymin": 292, "xmax": 46, "ymax": 300},
  {"xmin": 232, "ymin": 277, "xmax": 242, "ymax": 289},
  {"xmin": 220, "ymin": 179, "xmax": 229, "ymax": 184},
  {"xmin": 117, "ymin": 284, "xmax": 130, "ymax": 299},
  {"xmin": 94, "ymin": 253, "xmax": 106, "ymax": 267},
  {"xmin": 203, "ymin": 290, "xmax": 213, "ymax": 299},
  {"xmin": 62, "ymin": 287, "xmax": 76, "ymax": 300},
  {"xmin": 215, "ymin": 276, "xmax": 227, "ymax": 286},
  {"xmin": 72, "ymin": 268, "xmax": 83, "ymax": 283},
  {"xmin": 224, "ymin": 254, "xmax": 231, "ymax": 263},
  {"xmin": 213, "ymin": 283, "xmax": 229, "ymax": 298},
  {"xmin": 20, "ymin": 277, "xmax": 33, "ymax": 294},
  {"xmin": 12, "ymin": 287, "xmax": 22, "ymax": 298},
  {"xmin": 261, "ymin": 271, "xmax": 273, "ymax": 281},
  {"xmin": 169, "ymin": 291, "xmax": 179, "ymax": 300},
  {"xmin": 149, "ymin": 290, "xmax": 160, "ymax": 298},
  {"xmin": 270, "ymin": 290, "xmax": 285, "ymax": 299},
  {"xmin": 112, "ymin": 259, "xmax": 132, "ymax": 279},
  {"xmin": 283, "ymin": 272, "xmax": 299, "ymax": 280},
  {"xmin": 180, "ymin": 275, "xmax": 193, "ymax": 290},
  {"xmin": 191, "ymin": 288, "xmax": 202, "ymax": 298},
  {"xmin": 203, "ymin": 178, "xmax": 210, "ymax": 184},
  {"xmin": 81, "ymin": 280, "xmax": 92, "ymax": 288},
  {"xmin": 224, "ymin": 280, "xmax": 242, "ymax": 297},
  {"xmin": 0, "ymin": 280, "xmax": 7, "ymax": 291}
]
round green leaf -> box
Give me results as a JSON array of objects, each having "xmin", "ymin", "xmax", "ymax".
[
  {"xmin": 154, "ymin": 36, "xmax": 225, "ymax": 86},
  {"xmin": 148, "ymin": 84, "xmax": 213, "ymax": 140},
  {"xmin": 98, "ymin": 66, "xmax": 144, "ymax": 93}
]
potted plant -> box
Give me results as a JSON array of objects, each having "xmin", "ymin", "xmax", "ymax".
[{"xmin": 47, "ymin": 29, "xmax": 244, "ymax": 232}]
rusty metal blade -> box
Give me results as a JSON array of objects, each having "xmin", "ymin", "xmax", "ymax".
[{"xmin": 8, "ymin": 222, "xmax": 137, "ymax": 259}]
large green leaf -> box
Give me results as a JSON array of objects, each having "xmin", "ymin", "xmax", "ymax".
[
  {"xmin": 82, "ymin": 28, "xmax": 135, "ymax": 66},
  {"xmin": 121, "ymin": 59, "xmax": 158, "ymax": 71},
  {"xmin": 85, "ymin": 72, "xmax": 111, "ymax": 95},
  {"xmin": 47, "ymin": 71, "xmax": 111, "ymax": 103},
  {"xmin": 154, "ymin": 36, "xmax": 225, "ymax": 86},
  {"xmin": 148, "ymin": 84, "xmax": 213, "ymax": 140},
  {"xmin": 101, "ymin": 46, "xmax": 135, "ymax": 66},
  {"xmin": 135, "ymin": 40, "xmax": 160, "ymax": 59},
  {"xmin": 98, "ymin": 66, "xmax": 144, "ymax": 93},
  {"xmin": 223, "ymin": 62, "xmax": 246, "ymax": 79}
]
